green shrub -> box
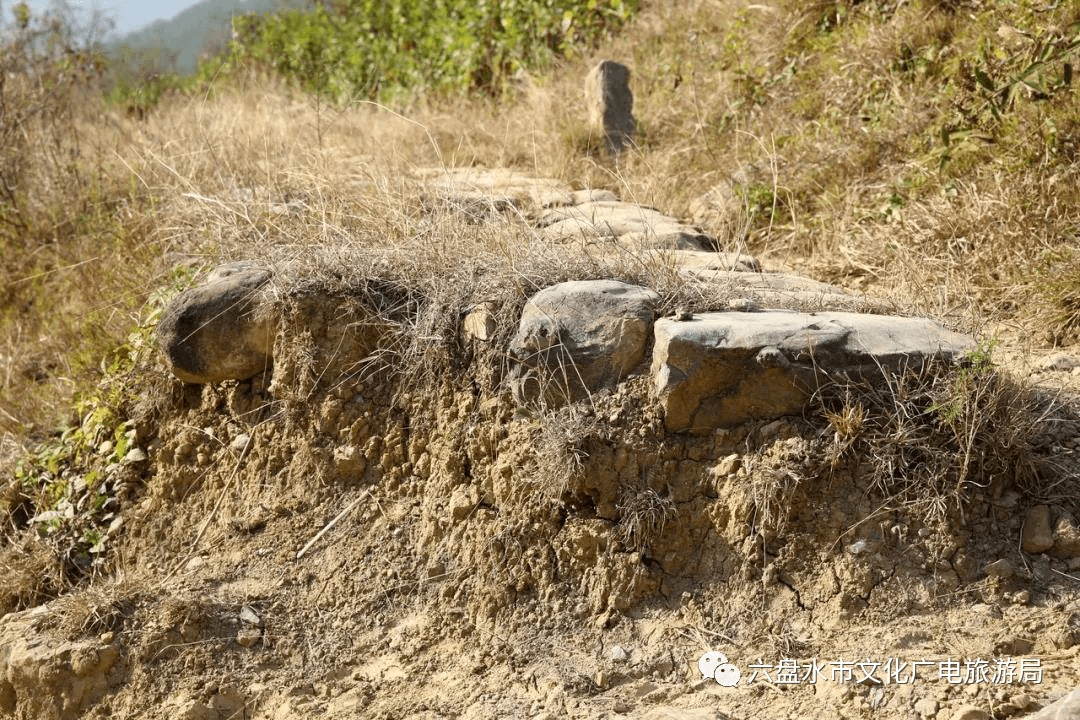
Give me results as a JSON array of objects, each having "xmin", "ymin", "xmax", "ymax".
[{"xmin": 228, "ymin": 0, "xmax": 639, "ymax": 103}]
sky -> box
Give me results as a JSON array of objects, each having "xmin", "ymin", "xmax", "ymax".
[{"xmin": 8, "ymin": 0, "xmax": 222, "ymax": 37}]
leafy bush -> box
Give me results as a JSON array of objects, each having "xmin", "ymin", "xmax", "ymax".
[
  {"xmin": 7, "ymin": 266, "xmax": 194, "ymax": 582},
  {"xmin": 228, "ymin": 0, "xmax": 639, "ymax": 102}
]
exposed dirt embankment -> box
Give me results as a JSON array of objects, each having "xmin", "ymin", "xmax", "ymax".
[{"xmin": 4, "ymin": 268, "xmax": 1080, "ymax": 720}]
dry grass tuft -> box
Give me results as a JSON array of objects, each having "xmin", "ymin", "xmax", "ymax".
[
  {"xmin": 616, "ymin": 487, "xmax": 676, "ymax": 552},
  {"xmin": 526, "ymin": 405, "xmax": 605, "ymax": 504},
  {"xmin": 816, "ymin": 348, "xmax": 1046, "ymax": 525}
]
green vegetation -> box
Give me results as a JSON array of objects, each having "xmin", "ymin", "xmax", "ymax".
[
  {"xmin": 105, "ymin": 0, "xmax": 639, "ymax": 120},
  {"xmin": 227, "ymin": 0, "xmax": 638, "ymax": 102}
]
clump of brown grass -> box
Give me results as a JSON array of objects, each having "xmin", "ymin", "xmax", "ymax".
[
  {"xmin": 525, "ymin": 405, "xmax": 605, "ymax": 504},
  {"xmin": 816, "ymin": 347, "xmax": 1046, "ymax": 525},
  {"xmin": 616, "ymin": 487, "xmax": 676, "ymax": 552}
]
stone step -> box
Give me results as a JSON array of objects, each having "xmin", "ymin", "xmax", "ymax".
[{"xmin": 652, "ymin": 310, "xmax": 973, "ymax": 432}]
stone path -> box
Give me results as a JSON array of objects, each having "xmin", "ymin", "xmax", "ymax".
[
  {"xmin": 429, "ymin": 168, "xmax": 974, "ymax": 427},
  {"xmin": 156, "ymin": 166, "xmax": 974, "ymax": 431}
]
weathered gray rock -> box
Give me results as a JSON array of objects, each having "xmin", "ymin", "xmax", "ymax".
[
  {"xmin": 540, "ymin": 200, "xmax": 715, "ymax": 251},
  {"xmin": 205, "ymin": 260, "xmax": 266, "ymax": 284},
  {"xmin": 157, "ymin": 264, "xmax": 276, "ymax": 384},
  {"xmin": 424, "ymin": 167, "xmax": 575, "ymax": 211},
  {"xmin": 651, "ymin": 310, "xmax": 973, "ymax": 432},
  {"xmin": 984, "ymin": 558, "xmax": 1016, "ymax": 580},
  {"xmin": 0, "ymin": 605, "xmax": 120, "ymax": 720},
  {"xmin": 664, "ymin": 249, "xmax": 761, "ymax": 273},
  {"xmin": 949, "ymin": 706, "xmax": 990, "ymax": 720},
  {"xmin": 510, "ymin": 280, "xmax": 659, "ymax": 404},
  {"xmin": 683, "ymin": 268, "xmax": 841, "ymax": 293},
  {"xmin": 1020, "ymin": 689, "xmax": 1080, "ymax": 720},
  {"xmin": 681, "ymin": 266, "xmax": 864, "ymax": 307},
  {"xmin": 585, "ymin": 60, "xmax": 636, "ymax": 152}
]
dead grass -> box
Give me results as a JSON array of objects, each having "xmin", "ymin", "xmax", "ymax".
[
  {"xmin": 615, "ymin": 486, "xmax": 676, "ymax": 552},
  {"xmin": 816, "ymin": 351, "xmax": 1046, "ymax": 526},
  {"xmin": 2, "ymin": 0, "xmax": 1080, "ymax": 620},
  {"xmin": 406, "ymin": 0, "xmax": 1080, "ymax": 334}
]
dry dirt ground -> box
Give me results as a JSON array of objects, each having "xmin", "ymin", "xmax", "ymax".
[{"xmin": 3, "ymin": 180, "xmax": 1080, "ymax": 720}]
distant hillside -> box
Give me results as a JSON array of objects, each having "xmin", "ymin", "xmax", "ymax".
[{"xmin": 110, "ymin": 0, "xmax": 308, "ymax": 75}]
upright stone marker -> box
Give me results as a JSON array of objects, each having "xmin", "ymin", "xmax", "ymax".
[{"xmin": 585, "ymin": 60, "xmax": 636, "ymax": 153}]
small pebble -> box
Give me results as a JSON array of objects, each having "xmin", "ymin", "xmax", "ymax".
[
  {"xmin": 984, "ymin": 558, "xmax": 1014, "ymax": 580},
  {"xmin": 240, "ymin": 605, "xmax": 262, "ymax": 627},
  {"xmin": 123, "ymin": 448, "xmax": 147, "ymax": 463},
  {"xmin": 236, "ymin": 626, "xmax": 261, "ymax": 648}
]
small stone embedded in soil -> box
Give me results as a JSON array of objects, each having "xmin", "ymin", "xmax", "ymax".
[
  {"xmin": 984, "ymin": 558, "xmax": 1015, "ymax": 580},
  {"xmin": 123, "ymin": 447, "xmax": 147, "ymax": 463},
  {"xmin": 611, "ymin": 645, "xmax": 629, "ymax": 662},
  {"xmin": 949, "ymin": 705, "xmax": 990, "ymax": 720},
  {"xmin": 463, "ymin": 305, "xmax": 497, "ymax": 342},
  {"xmin": 236, "ymin": 626, "xmax": 262, "ymax": 647},
  {"xmin": 715, "ymin": 454, "xmax": 740, "ymax": 476},
  {"xmin": 230, "ymin": 433, "xmax": 251, "ymax": 452},
  {"xmin": 913, "ymin": 698, "xmax": 939, "ymax": 718},
  {"xmin": 239, "ymin": 605, "xmax": 262, "ymax": 627},
  {"xmin": 1052, "ymin": 514, "xmax": 1080, "ymax": 559},
  {"xmin": 1022, "ymin": 505, "xmax": 1055, "ymax": 554},
  {"xmin": 846, "ymin": 539, "xmax": 877, "ymax": 555}
]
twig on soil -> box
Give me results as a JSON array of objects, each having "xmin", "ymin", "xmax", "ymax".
[
  {"xmin": 1051, "ymin": 567, "xmax": 1080, "ymax": 583},
  {"xmin": 295, "ymin": 491, "xmax": 369, "ymax": 560}
]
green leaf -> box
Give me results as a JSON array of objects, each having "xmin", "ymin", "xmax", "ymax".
[{"xmin": 974, "ymin": 68, "xmax": 995, "ymax": 92}]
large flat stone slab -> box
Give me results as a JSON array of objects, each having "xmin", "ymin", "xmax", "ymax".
[
  {"xmin": 422, "ymin": 168, "xmax": 599, "ymax": 211},
  {"xmin": 652, "ymin": 310, "xmax": 973, "ymax": 432},
  {"xmin": 663, "ymin": 249, "xmax": 761, "ymax": 273},
  {"xmin": 679, "ymin": 268, "xmax": 890, "ymax": 313},
  {"xmin": 539, "ymin": 200, "xmax": 715, "ymax": 251}
]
